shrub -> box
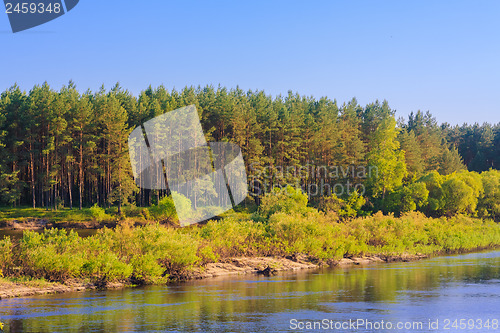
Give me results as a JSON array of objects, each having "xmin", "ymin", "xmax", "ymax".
[
  {"xmin": 0, "ymin": 237, "xmax": 14, "ymax": 275},
  {"xmin": 318, "ymin": 191, "xmax": 365, "ymax": 219},
  {"xmin": 89, "ymin": 204, "xmax": 111, "ymax": 221},
  {"xmin": 122, "ymin": 204, "xmax": 146, "ymax": 219},
  {"xmin": 20, "ymin": 229, "xmax": 85, "ymax": 281},
  {"xmin": 81, "ymin": 251, "xmax": 132, "ymax": 284},
  {"xmin": 386, "ymin": 183, "xmax": 429, "ymax": 215},
  {"xmin": 2, "ymin": 205, "xmax": 500, "ymax": 287},
  {"xmin": 198, "ymin": 245, "xmax": 220, "ymax": 264},
  {"xmin": 130, "ymin": 253, "xmax": 166, "ymax": 284},
  {"xmin": 149, "ymin": 192, "xmax": 193, "ymax": 224},
  {"xmin": 479, "ymin": 169, "xmax": 500, "ymax": 220},
  {"xmin": 259, "ymin": 186, "xmax": 310, "ymax": 218},
  {"xmin": 342, "ymin": 191, "xmax": 366, "ymax": 218}
]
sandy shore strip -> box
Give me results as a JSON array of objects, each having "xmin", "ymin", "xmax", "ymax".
[{"xmin": 0, "ymin": 253, "xmax": 428, "ymax": 300}]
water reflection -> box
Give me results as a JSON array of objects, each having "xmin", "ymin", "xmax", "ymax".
[
  {"xmin": 0, "ymin": 229, "xmax": 97, "ymax": 241},
  {"xmin": 0, "ymin": 250, "xmax": 499, "ymax": 332}
]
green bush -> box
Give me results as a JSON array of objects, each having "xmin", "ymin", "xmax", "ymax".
[
  {"xmin": 386, "ymin": 183, "xmax": 429, "ymax": 215},
  {"xmin": 81, "ymin": 250, "xmax": 132, "ymax": 283},
  {"xmin": 0, "ymin": 237, "xmax": 13, "ymax": 275},
  {"xmin": 442, "ymin": 176, "xmax": 475, "ymax": 215},
  {"xmin": 20, "ymin": 229, "xmax": 85, "ymax": 281},
  {"xmin": 318, "ymin": 191, "xmax": 366, "ymax": 219},
  {"xmin": 479, "ymin": 169, "xmax": 500, "ymax": 220},
  {"xmin": 149, "ymin": 192, "xmax": 193, "ymax": 224},
  {"xmin": 122, "ymin": 204, "xmax": 147, "ymax": 219},
  {"xmin": 259, "ymin": 186, "xmax": 311, "ymax": 218},
  {"xmin": 417, "ymin": 171, "xmax": 446, "ymax": 215},
  {"xmin": 130, "ymin": 253, "xmax": 166, "ymax": 284},
  {"xmin": 89, "ymin": 204, "xmax": 111, "ymax": 221}
]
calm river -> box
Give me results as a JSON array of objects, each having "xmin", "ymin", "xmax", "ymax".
[{"xmin": 0, "ymin": 250, "xmax": 499, "ymax": 332}]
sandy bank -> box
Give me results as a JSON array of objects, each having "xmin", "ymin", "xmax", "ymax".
[{"xmin": 0, "ymin": 253, "xmax": 428, "ymax": 300}]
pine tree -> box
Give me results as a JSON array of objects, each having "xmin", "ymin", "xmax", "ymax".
[
  {"xmin": 100, "ymin": 94, "xmax": 137, "ymax": 213},
  {"xmin": 337, "ymin": 98, "xmax": 365, "ymax": 167},
  {"xmin": 398, "ymin": 129, "xmax": 424, "ymax": 178},
  {"xmin": 438, "ymin": 146, "xmax": 466, "ymax": 175}
]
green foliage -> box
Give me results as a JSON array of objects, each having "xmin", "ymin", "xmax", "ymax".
[
  {"xmin": 0, "ymin": 169, "xmax": 23, "ymax": 206},
  {"xmin": 479, "ymin": 169, "xmax": 500, "ymax": 220},
  {"xmin": 0, "ymin": 237, "xmax": 13, "ymax": 275},
  {"xmin": 0, "ymin": 84, "xmax": 499, "ymax": 290},
  {"xmin": 149, "ymin": 195, "xmax": 178, "ymax": 222},
  {"xmin": 398, "ymin": 129, "xmax": 424, "ymax": 177},
  {"xmin": 367, "ymin": 115, "xmax": 407, "ymax": 199},
  {"xmin": 0, "ymin": 83, "xmax": 497, "ymax": 221},
  {"xmin": 318, "ymin": 192, "xmax": 366, "ymax": 219},
  {"xmin": 148, "ymin": 192, "xmax": 192, "ymax": 224},
  {"xmin": 317, "ymin": 194, "xmax": 343, "ymax": 214},
  {"xmin": 408, "ymin": 182, "xmax": 430, "ymax": 209},
  {"xmin": 89, "ymin": 204, "xmax": 111, "ymax": 222},
  {"xmin": 81, "ymin": 249, "xmax": 132, "ymax": 284},
  {"xmin": 412, "ymin": 170, "xmax": 492, "ymax": 217},
  {"xmin": 20, "ymin": 229, "xmax": 85, "ymax": 281},
  {"xmin": 4, "ymin": 225, "xmax": 202, "ymax": 285},
  {"xmin": 2, "ymin": 209, "xmax": 500, "ymax": 286},
  {"xmin": 259, "ymin": 186, "xmax": 310, "ymax": 218},
  {"xmin": 130, "ymin": 253, "xmax": 166, "ymax": 284},
  {"xmin": 441, "ymin": 174, "xmax": 479, "ymax": 216},
  {"xmin": 385, "ymin": 182, "xmax": 429, "ymax": 215},
  {"xmin": 417, "ymin": 171, "xmax": 446, "ymax": 214},
  {"xmin": 121, "ymin": 204, "xmax": 147, "ymax": 219},
  {"xmin": 343, "ymin": 191, "xmax": 366, "ymax": 218},
  {"xmin": 438, "ymin": 146, "xmax": 467, "ymax": 175}
]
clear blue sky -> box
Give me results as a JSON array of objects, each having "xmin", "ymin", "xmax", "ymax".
[{"xmin": 1, "ymin": 0, "xmax": 499, "ymax": 125}]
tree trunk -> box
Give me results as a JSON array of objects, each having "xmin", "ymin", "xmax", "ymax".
[
  {"xmin": 68, "ymin": 167, "xmax": 73, "ymax": 209},
  {"xmin": 79, "ymin": 140, "xmax": 83, "ymax": 210},
  {"xmin": 30, "ymin": 147, "xmax": 36, "ymax": 208}
]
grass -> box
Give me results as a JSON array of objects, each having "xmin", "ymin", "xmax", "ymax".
[
  {"xmin": 0, "ymin": 276, "xmax": 55, "ymax": 289},
  {"xmin": 0, "ymin": 207, "xmax": 99, "ymax": 223}
]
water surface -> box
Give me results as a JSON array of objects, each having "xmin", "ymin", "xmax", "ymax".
[
  {"xmin": 1, "ymin": 250, "xmax": 499, "ymax": 332},
  {"xmin": 0, "ymin": 229, "xmax": 97, "ymax": 240}
]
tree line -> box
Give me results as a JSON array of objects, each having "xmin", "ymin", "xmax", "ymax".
[{"xmin": 0, "ymin": 82, "xmax": 498, "ymax": 218}]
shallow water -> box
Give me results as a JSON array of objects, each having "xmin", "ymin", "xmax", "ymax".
[
  {"xmin": 0, "ymin": 229, "xmax": 97, "ymax": 240},
  {"xmin": 0, "ymin": 250, "xmax": 499, "ymax": 332}
]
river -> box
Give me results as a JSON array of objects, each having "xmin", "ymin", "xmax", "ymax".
[{"xmin": 0, "ymin": 250, "xmax": 499, "ymax": 332}]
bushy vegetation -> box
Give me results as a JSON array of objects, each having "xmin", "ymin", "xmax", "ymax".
[
  {"xmin": 1, "ymin": 225, "xmax": 201, "ymax": 285},
  {"xmin": 89, "ymin": 204, "xmax": 112, "ymax": 222},
  {"xmin": 1, "ymin": 187, "xmax": 499, "ymax": 287},
  {"xmin": 258, "ymin": 186, "xmax": 312, "ymax": 218},
  {"xmin": 381, "ymin": 169, "xmax": 500, "ymax": 220}
]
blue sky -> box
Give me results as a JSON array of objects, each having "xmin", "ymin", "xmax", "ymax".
[{"xmin": 1, "ymin": 0, "xmax": 499, "ymax": 125}]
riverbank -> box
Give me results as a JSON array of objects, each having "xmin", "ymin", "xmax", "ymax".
[
  {"xmin": 0, "ymin": 252, "xmax": 431, "ymax": 300},
  {"xmin": 0, "ymin": 218, "xmax": 114, "ymax": 231},
  {"xmin": 1, "ymin": 245, "xmax": 497, "ymax": 300},
  {"xmin": 0, "ymin": 207, "xmax": 147, "ymax": 231},
  {"xmin": 1, "ymin": 210, "xmax": 500, "ymax": 300}
]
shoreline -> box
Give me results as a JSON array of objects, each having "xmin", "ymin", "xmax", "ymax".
[
  {"xmin": 1, "ymin": 214, "xmax": 499, "ymax": 301},
  {"xmin": 0, "ymin": 252, "xmax": 429, "ymax": 300},
  {"xmin": 0, "ymin": 218, "xmax": 119, "ymax": 231},
  {"xmin": 3, "ymin": 246, "xmax": 500, "ymax": 300}
]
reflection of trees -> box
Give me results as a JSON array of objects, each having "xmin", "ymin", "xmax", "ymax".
[{"xmin": 6, "ymin": 253, "xmax": 500, "ymax": 332}]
